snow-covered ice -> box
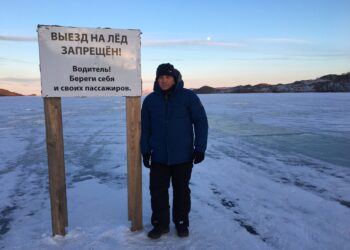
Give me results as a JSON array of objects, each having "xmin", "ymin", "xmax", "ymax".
[{"xmin": 0, "ymin": 93, "xmax": 349, "ymax": 249}]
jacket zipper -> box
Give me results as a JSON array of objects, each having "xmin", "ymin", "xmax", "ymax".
[{"xmin": 164, "ymin": 94, "xmax": 169, "ymax": 164}]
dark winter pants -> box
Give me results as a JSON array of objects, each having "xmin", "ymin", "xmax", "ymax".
[{"xmin": 149, "ymin": 162, "xmax": 193, "ymax": 228}]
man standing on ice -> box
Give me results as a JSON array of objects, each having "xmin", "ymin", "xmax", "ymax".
[{"xmin": 141, "ymin": 63, "xmax": 208, "ymax": 239}]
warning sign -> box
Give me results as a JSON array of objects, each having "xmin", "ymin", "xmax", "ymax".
[{"xmin": 37, "ymin": 25, "xmax": 141, "ymax": 97}]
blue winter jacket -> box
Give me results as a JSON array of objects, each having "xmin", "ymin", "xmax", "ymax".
[{"xmin": 141, "ymin": 80, "xmax": 208, "ymax": 165}]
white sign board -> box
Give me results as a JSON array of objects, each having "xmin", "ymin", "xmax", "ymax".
[{"xmin": 37, "ymin": 25, "xmax": 141, "ymax": 97}]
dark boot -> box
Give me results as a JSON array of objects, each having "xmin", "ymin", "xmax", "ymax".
[
  {"xmin": 147, "ymin": 226, "xmax": 170, "ymax": 239},
  {"xmin": 175, "ymin": 222, "xmax": 189, "ymax": 237}
]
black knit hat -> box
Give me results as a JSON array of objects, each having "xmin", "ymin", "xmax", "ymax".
[{"xmin": 156, "ymin": 63, "xmax": 178, "ymax": 81}]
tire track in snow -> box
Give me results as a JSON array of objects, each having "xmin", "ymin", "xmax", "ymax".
[
  {"xmin": 210, "ymin": 137, "xmax": 350, "ymax": 210},
  {"xmin": 0, "ymin": 125, "xmax": 48, "ymax": 240},
  {"xmin": 210, "ymin": 184, "xmax": 273, "ymax": 243},
  {"xmin": 64, "ymin": 125, "xmax": 127, "ymax": 188}
]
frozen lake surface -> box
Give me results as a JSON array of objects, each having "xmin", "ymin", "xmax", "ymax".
[{"xmin": 0, "ymin": 93, "xmax": 349, "ymax": 249}]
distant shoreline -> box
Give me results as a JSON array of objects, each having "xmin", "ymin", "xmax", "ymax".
[
  {"xmin": 192, "ymin": 72, "xmax": 350, "ymax": 94},
  {"xmin": 0, "ymin": 88, "xmax": 36, "ymax": 97},
  {"xmin": 1, "ymin": 72, "xmax": 349, "ymax": 96}
]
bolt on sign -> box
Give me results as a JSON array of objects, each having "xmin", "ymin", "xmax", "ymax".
[{"xmin": 38, "ymin": 25, "xmax": 141, "ymax": 97}]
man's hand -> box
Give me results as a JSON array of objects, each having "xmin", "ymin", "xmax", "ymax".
[
  {"xmin": 193, "ymin": 151, "xmax": 205, "ymax": 164},
  {"xmin": 143, "ymin": 153, "xmax": 151, "ymax": 168}
]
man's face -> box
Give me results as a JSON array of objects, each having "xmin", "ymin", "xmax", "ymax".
[{"xmin": 158, "ymin": 75, "xmax": 175, "ymax": 91}]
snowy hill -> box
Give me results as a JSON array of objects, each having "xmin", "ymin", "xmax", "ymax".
[
  {"xmin": 0, "ymin": 88, "xmax": 23, "ymax": 96},
  {"xmin": 193, "ymin": 72, "xmax": 350, "ymax": 94}
]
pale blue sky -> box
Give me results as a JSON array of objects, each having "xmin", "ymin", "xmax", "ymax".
[{"xmin": 1, "ymin": 0, "xmax": 349, "ymax": 95}]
